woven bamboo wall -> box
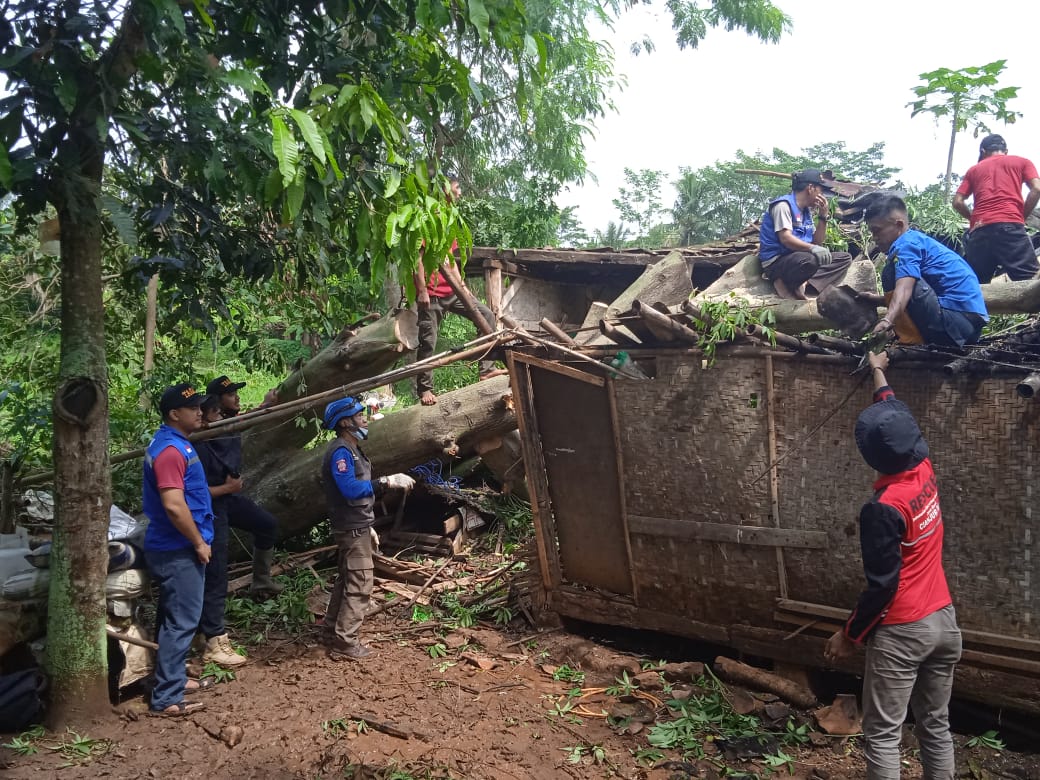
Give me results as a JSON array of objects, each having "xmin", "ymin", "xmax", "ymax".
[{"xmin": 614, "ymin": 354, "xmax": 1040, "ymax": 640}]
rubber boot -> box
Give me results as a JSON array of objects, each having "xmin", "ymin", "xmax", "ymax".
[{"xmin": 249, "ymin": 548, "xmax": 284, "ymax": 598}]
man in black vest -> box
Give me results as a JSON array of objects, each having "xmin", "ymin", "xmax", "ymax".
[{"xmin": 320, "ymin": 396, "xmax": 415, "ymax": 660}]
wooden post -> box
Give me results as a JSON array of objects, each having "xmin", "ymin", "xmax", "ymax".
[
  {"xmin": 764, "ymin": 354, "xmax": 788, "ymax": 600},
  {"xmin": 1, "ymin": 461, "xmax": 15, "ymax": 534},
  {"xmin": 606, "ymin": 379, "xmax": 639, "ymax": 605},
  {"xmin": 484, "ymin": 260, "xmax": 503, "ymax": 316}
]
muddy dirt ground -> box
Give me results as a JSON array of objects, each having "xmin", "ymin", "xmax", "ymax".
[{"xmin": 2, "ymin": 611, "xmax": 1039, "ymax": 780}]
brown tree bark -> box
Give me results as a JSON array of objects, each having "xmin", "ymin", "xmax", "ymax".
[
  {"xmin": 46, "ymin": 144, "xmax": 112, "ymax": 726},
  {"xmin": 243, "ymin": 310, "xmax": 418, "ymax": 476},
  {"xmin": 246, "ymin": 375, "xmax": 516, "ymax": 540}
]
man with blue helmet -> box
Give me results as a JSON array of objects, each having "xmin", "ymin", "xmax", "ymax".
[{"xmin": 320, "ymin": 396, "xmax": 415, "ymax": 660}]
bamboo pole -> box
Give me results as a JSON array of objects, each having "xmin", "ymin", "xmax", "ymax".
[
  {"xmin": 599, "ymin": 320, "xmax": 643, "ymax": 348},
  {"xmin": 806, "ymin": 332, "xmax": 861, "ymax": 355},
  {"xmin": 746, "ymin": 325, "xmax": 827, "ymax": 354},
  {"xmin": 539, "ymin": 318, "xmax": 579, "ymax": 348},
  {"xmin": 631, "ymin": 299, "xmax": 700, "ymax": 345},
  {"xmin": 18, "ymin": 331, "xmax": 515, "ymax": 487},
  {"xmin": 1017, "ymin": 373, "xmax": 1040, "ymax": 399},
  {"xmin": 764, "ymin": 354, "xmax": 788, "ymax": 600}
]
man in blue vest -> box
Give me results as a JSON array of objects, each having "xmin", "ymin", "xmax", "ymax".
[
  {"xmin": 759, "ymin": 169, "xmax": 853, "ymax": 299},
  {"xmin": 142, "ymin": 383, "xmax": 215, "ymax": 716}
]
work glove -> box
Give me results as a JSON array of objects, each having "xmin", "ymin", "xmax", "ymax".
[
  {"xmin": 385, "ymin": 473, "xmax": 416, "ymax": 492},
  {"xmin": 810, "ymin": 245, "xmax": 832, "ymax": 264},
  {"xmin": 369, "ymin": 527, "xmax": 380, "ymax": 551}
]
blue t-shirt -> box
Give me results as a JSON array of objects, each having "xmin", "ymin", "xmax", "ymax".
[{"xmin": 885, "ymin": 230, "xmax": 988, "ymax": 319}]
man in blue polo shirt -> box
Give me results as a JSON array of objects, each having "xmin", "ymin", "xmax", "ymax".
[
  {"xmin": 862, "ymin": 195, "xmax": 988, "ymax": 347},
  {"xmin": 143, "ymin": 383, "xmax": 214, "ymax": 717}
]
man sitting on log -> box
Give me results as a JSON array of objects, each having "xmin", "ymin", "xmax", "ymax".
[
  {"xmin": 953, "ymin": 134, "xmax": 1040, "ymax": 283},
  {"xmin": 825, "ymin": 350, "xmax": 961, "ymax": 780},
  {"xmin": 758, "ymin": 168, "xmax": 853, "ymax": 300},
  {"xmin": 204, "ymin": 375, "xmax": 283, "ymax": 601},
  {"xmin": 319, "ymin": 396, "xmax": 414, "ymax": 660},
  {"xmin": 861, "ymin": 195, "xmax": 988, "ymax": 347},
  {"xmin": 413, "ymin": 176, "xmax": 502, "ymax": 406}
]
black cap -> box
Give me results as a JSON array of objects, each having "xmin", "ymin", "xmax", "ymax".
[
  {"xmin": 206, "ymin": 375, "xmax": 247, "ymax": 395},
  {"xmin": 159, "ymin": 383, "xmax": 205, "ymax": 416},
  {"xmin": 979, "ymin": 134, "xmax": 1007, "ymax": 160},
  {"xmin": 854, "ymin": 400, "xmax": 929, "ymax": 475},
  {"xmin": 792, "ymin": 169, "xmax": 834, "ymax": 192}
]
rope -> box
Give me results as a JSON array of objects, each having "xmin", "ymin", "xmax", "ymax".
[{"xmin": 410, "ymin": 459, "xmax": 462, "ymax": 490}]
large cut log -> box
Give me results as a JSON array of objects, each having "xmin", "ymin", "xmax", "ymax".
[
  {"xmin": 247, "ymin": 375, "xmax": 516, "ymax": 540},
  {"xmin": 243, "ymin": 309, "xmax": 418, "ymax": 476},
  {"xmin": 694, "ymin": 256, "xmax": 1040, "ymax": 334},
  {"xmin": 713, "ymin": 656, "xmax": 818, "ymax": 709},
  {"xmin": 576, "ymin": 250, "xmax": 694, "ymax": 345}
]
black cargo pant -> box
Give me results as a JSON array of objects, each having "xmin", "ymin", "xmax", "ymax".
[
  {"xmin": 415, "ymin": 294, "xmax": 497, "ymax": 395},
  {"xmin": 198, "ymin": 494, "xmax": 279, "ymax": 638},
  {"xmin": 965, "ymin": 223, "xmax": 1039, "ymax": 283}
]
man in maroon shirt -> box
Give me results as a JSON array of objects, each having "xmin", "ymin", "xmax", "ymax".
[
  {"xmin": 953, "ymin": 134, "xmax": 1040, "ymax": 282},
  {"xmin": 825, "ymin": 351, "xmax": 962, "ymax": 780}
]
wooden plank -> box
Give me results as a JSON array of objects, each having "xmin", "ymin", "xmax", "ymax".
[
  {"xmin": 500, "ymin": 276, "xmax": 525, "ymax": 312},
  {"xmin": 471, "ymin": 247, "xmax": 660, "ymax": 267},
  {"xmin": 506, "ymin": 353, "xmax": 562, "ymax": 590},
  {"xmin": 550, "ymin": 585, "xmax": 730, "ymax": 644},
  {"xmin": 606, "ymin": 378, "xmax": 639, "ymax": 606},
  {"xmin": 627, "ymin": 515, "xmax": 828, "ymax": 549},
  {"xmin": 764, "ymin": 354, "xmax": 788, "ymax": 599},
  {"xmin": 512, "ymin": 353, "xmax": 605, "ymax": 387},
  {"xmin": 776, "ymin": 598, "xmax": 1040, "ymax": 656},
  {"xmin": 0, "ymin": 461, "xmax": 14, "ymax": 534},
  {"xmin": 480, "ymin": 258, "xmax": 519, "ymax": 275}
]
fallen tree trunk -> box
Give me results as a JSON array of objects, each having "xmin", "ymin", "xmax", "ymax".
[
  {"xmin": 247, "ymin": 375, "xmax": 517, "ymax": 540},
  {"xmin": 244, "ymin": 309, "xmax": 419, "ymax": 474},
  {"xmin": 695, "ymin": 256, "xmax": 1040, "ymax": 333}
]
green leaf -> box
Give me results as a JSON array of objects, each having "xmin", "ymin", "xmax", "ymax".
[
  {"xmin": 358, "ymin": 97, "xmax": 376, "ymax": 134},
  {"xmin": 223, "ymin": 68, "xmax": 272, "ymax": 97},
  {"xmin": 55, "ymin": 78, "xmax": 77, "ymax": 114},
  {"xmin": 309, "ymin": 84, "xmax": 338, "ymax": 102},
  {"xmin": 384, "ymin": 170, "xmax": 401, "ymax": 198},
  {"xmin": 191, "ymin": 0, "xmax": 215, "ymax": 32},
  {"xmin": 285, "ymin": 176, "xmax": 305, "ymax": 221},
  {"xmin": 0, "ymin": 146, "xmax": 11, "ymax": 190},
  {"xmin": 263, "ymin": 168, "xmax": 282, "ymax": 204},
  {"xmin": 468, "ymin": 0, "xmax": 490, "ymax": 42},
  {"xmin": 321, "ymin": 136, "xmax": 343, "ymax": 181},
  {"xmin": 270, "ymin": 114, "xmax": 299, "ymax": 188},
  {"xmin": 289, "ymin": 109, "xmax": 325, "ymax": 163},
  {"xmin": 101, "ymin": 193, "xmax": 137, "ymax": 247}
]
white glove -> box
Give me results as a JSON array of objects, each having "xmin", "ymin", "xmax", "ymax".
[
  {"xmin": 369, "ymin": 527, "xmax": 380, "ymax": 550},
  {"xmin": 385, "ymin": 473, "xmax": 415, "ymax": 492},
  {"xmin": 810, "ymin": 245, "xmax": 832, "ymax": 264}
]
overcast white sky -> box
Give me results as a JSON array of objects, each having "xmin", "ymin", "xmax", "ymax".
[{"xmin": 557, "ymin": 0, "xmax": 1040, "ymax": 232}]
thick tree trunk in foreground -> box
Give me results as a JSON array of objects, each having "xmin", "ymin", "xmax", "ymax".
[
  {"xmin": 46, "ymin": 181, "xmax": 112, "ymax": 726},
  {"xmin": 247, "ymin": 375, "xmax": 516, "ymax": 540},
  {"xmin": 244, "ymin": 310, "xmax": 418, "ymax": 476}
]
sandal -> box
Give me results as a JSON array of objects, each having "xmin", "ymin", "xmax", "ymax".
[
  {"xmin": 184, "ymin": 677, "xmax": 217, "ymax": 693},
  {"xmin": 148, "ymin": 700, "xmax": 206, "ymax": 717}
]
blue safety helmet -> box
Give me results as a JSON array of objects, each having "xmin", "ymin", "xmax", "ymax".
[{"xmin": 323, "ymin": 396, "xmax": 365, "ymax": 430}]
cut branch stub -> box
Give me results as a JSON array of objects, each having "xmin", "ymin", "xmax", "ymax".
[{"xmin": 54, "ymin": 378, "xmax": 105, "ymax": 427}]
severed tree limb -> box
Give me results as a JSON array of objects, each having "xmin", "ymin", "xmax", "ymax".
[{"xmin": 713, "ymin": 656, "xmax": 818, "ymax": 709}]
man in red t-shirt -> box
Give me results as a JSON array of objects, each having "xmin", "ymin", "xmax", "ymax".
[
  {"xmin": 413, "ymin": 177, "xmax": 501, "ymax": 406},
  {"xmin": 953, "ymin": 134, "xmax": 1040, "ymax": 282},
  {"xmin": 825, "ymin": 351, "xmax": 961, "ymax": 779}
]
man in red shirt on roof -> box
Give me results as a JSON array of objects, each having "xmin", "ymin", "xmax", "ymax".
[
  {"xmin": 825, "ymin": 350, "xmax": 961, "ymax": 780},
  {"xmin": 413, "ymin": 176, "xmax": 501, "ymax": 406},
  {"xmin": 953, "ymin": 134, "xmax": 1040, "ymax": 282}
]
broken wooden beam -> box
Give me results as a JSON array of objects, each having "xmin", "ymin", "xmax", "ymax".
[{"xmin": 631, "ymin": 299, "xmax": 700, "ymax": 345}]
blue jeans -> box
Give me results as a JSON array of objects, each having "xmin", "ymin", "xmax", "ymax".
[
  {"xmin": 862, "ymin": 605, "xmax": 962, "ymax": 780},
  {"xmin": 147, "ymin": 546, "xmax": 204, "ymax": 711}
]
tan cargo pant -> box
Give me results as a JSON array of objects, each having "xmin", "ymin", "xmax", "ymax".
[{"xmin": 323, "ymin": 529, "xmax": 374, "ymax": 647}]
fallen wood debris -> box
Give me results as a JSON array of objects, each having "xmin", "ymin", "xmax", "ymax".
[{"xmin": 712, "ymin": 656, "xmax": 819, "ymax": 710}]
